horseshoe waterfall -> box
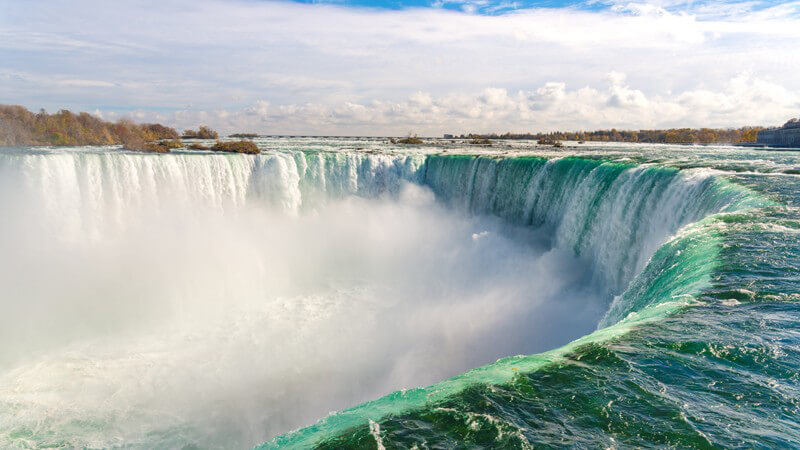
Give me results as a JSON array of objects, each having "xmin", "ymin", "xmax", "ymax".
[{"xmin": 1, "ymin": 139, "xmax": 798, "ymax": 449}]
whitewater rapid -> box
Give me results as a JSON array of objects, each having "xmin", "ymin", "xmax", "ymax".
[{"xmin": 0, "ymin": 146, "xmax": 761, "ymax": 448}]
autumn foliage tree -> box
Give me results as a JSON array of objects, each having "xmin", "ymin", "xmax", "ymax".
[
  {"xmin": 182, "ymin": 125, "xmax": 218, "ymax": 139},
  {"xmin": 0, "ymin": 105, "xmax": 179, "ymax": 147}
]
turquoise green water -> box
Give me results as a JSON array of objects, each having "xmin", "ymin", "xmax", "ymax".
[
  {"xmin": 1, "ymin": 140, "xmax": 798, "ymax": 448},
  {"xmin": 261, "ymin": 141, "xmax": 800, "ymax": 448}
]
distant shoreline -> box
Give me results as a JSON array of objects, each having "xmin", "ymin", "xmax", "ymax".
[{"xmin": 0, "ymin": 104, "xmax": 770, "ymax": 147}]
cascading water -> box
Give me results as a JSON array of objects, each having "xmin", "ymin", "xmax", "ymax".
[{"xmin": 1, "ymin": 141, "xmax": 795, "ymax": 449}]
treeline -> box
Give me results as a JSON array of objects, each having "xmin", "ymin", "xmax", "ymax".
[
  {"xmin": 0, "ymin": 104, "xmax": 181, "ymax": 147},
  {"xmin": 461, "ymin": 127, "xmax": 763, "ymax": 144},
  {"xmin": 0, "ymin": 105, "xmax": 225, "ymax": 148}
]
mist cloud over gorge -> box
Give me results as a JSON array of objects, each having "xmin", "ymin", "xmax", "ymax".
[{"xmin": 0, "ymin": 173, "xmax": 607, "ymax": 446}]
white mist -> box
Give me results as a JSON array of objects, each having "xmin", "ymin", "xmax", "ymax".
[{"xmin": 0, "ymin": 152, "xmax": 607, "ymax": 448}]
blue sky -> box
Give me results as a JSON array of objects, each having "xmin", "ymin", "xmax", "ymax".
[
  {"xmin": 289, "ymin": 0, "xmax": 592, "ymax": 14},
  {"xmin": 1, "ymin": 0, "xmax": 799, "ymax": 134},
  {"xmin": 287, "ymin": 0, "xmax": 799, "ymax": 16}
]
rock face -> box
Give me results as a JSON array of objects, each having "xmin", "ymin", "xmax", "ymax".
[{"xmin": 757, "ymin": 118, "xmax": 800, "ymax": 147}]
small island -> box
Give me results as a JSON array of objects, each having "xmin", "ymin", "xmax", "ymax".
[
  {"xmin": 209, "ymin": 140, "xmax": 260, "ymax": 154},
  {"xmin": 0, "ymin": 105, "xmax": 180, "ymax": 147},
  {"xmin": 123, "ymin": 139, "xmax": 183, "ymax": 153},
  {"xmin": 537, "ymin": 138, "xmax": 563, "ymax": 147},
  {"xmin": 0, "ymin": 105, "xmax": 263, "ymax": 154},
  {"xmin": 390, "ymin": 135, "xmax": 424, "ymax": 145},
  {"xmin": 182, "ymin": 126, "xmax": 219, "ymax": 140}
]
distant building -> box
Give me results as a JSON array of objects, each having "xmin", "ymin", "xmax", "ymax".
[
  {"xmin": 443, "ymin": 134, "xmax": 454, "ymax": 139},
  {"xmin": 757, "ymin": 118, "xmax": 800, "ymax": 147}
]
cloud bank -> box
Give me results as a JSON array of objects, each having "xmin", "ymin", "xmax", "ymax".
[{"xmin": 1, "ymin": 0, "xmax": 799, "ymax": 134}]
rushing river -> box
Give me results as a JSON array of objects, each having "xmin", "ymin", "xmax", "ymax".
[{"xmin": 1, "ymin": 139, "xmax": 798, "ymax": 448}]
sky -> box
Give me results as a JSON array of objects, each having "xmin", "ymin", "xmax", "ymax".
[{"xmin": 1, "ymin": 0, "xmax": 799, "ymax": 135}]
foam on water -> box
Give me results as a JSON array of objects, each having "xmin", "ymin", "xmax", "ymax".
[{"xmin": 0, "ymin": 145, "xmax": 768, "ymax": 448}]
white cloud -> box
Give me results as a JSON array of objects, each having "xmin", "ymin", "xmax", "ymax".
[
  {"xmin": 57, "ymin": 79, "xmax": 116, "ymax": 88},
  {"xmin": 108, "ymin": 72, "xmax": 797, "ymax": 135},
  {"xmin": 1, "ymin": 0, "xmax": 799, "ymax": 134}
]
